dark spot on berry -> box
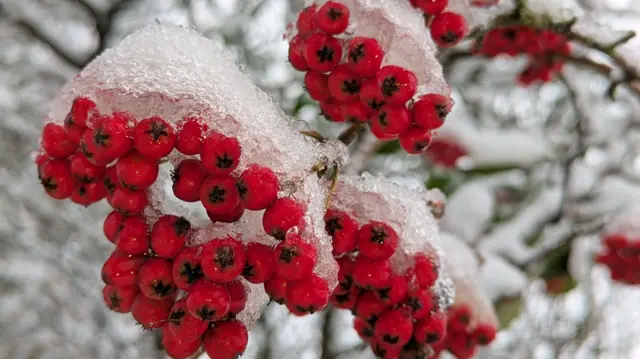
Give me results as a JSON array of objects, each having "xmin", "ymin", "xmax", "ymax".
[
  {"xmin": 372, "ymin": 344, "xmax": 387, "ymax": 357},
  {"xmin": 370, "ymin": 226, "xmax": 388, "ymax": 244},
  {"xmin": 216, "ymin": 154, "xmax": 234, "ymax": 169},
  {"xmin": 151, "ymin": 280, "xmax": 174, "ymax": 297},
  {"xmin": 208, "ymin": 186, "xmax": 226, "ymax": 204},
  {"xmin": 426, "ymin": 332, "xmax": 441, "ymax": 343},
  {"xmin": 503, "ymin": 28, "xmax": 517, "ymax": 40},
  {"xmin": 146, "ymin": 121, "xmax": 169, "ymax": 142},
  {"xmin": 77, "ymin": 174, "xmax": 93, "ymax": 184},
  {"xmin": 170, "ymin": 169, "xmax": 179, "ymax": 184},
  {"xmin": 440, "ymin": 31, "xmax": 462, "ymax": 45},
  {"xmin": 338, "ymin": 278, "xmax": 352, "ymax": 292},
  {"xmin": 296, "ymin": 305, "xmax": 316, "ymax": 314},
  {"xmin": 342, "ymin": 79, "xmax": 360, "ymax": 94},
  {"xmin": 377, "ymin": 287, "xmax": 391, "ymax": 300},
  {"xmin": 435, "ymin": 103, "xmax": 449, "ymax": 120},
  {"xmin": 414, "ymin": 140, "xmax": 430, "ymax": 152},
  {"xmin": 279, "ymin": 247, "xmax": 296, "ymax": 263},
  {"xmin": 406, "ymin": 297, "xmax": 422, "ymax": 311},
  {"xmin": 214, "ymin": 246, "xmax": 236, "ymax": 269},
  {"xmin": 327, "ymin": 8, "xmax": 343, "ymax": 21},
  {"xmin": 334, "ymin": 292, "xmax": 352, "ymax": 303},
  {"xmin": 93, "ymin": 127, "xmax": 110, "ymax": 147},
  {"xmin": 477, "ymin": 334, "xmax": 489, "ymax": 345},
  {"xmin": 383, "ymin": 334, "xmax": 399, "ymax": 344},
  {"xmin": 349, "ymin": 43, "xmax": 365, "ymax": 63},
  {"xmin": 236, "ymin": 180, "xmax": 248, "ymax": 199},
  {"xmin": 381, "ymin": 77, "xmax": 399, "ymax": 97},
  {"xmin": 108, "ymin": 292, "xmax": 121, "ymax": 309},
  {"xmin": 325, "ymin": 217, "xmax": 342, "ymax": 236},
  {"xmin": 362, "ymin": 326, "xmax": 374, "ymax": 338},
  {"xmin": 367, "ymin": 99, "xmax": 385, "ymax": 110},
  {"xmin": 179, "ymin": 262, "xmax": 203, "ymax": 284},
  {"xmin": 80, "ymin": 141, "xmax": 94, "ymax": 158},
  {"xmin": 316, "ymin": 46, "xmax": 336, "ymax": 63},
  {"xmin": 197, "ymin": 306, "xmax": 216, "ymax": 321},
  {"xmin": 174, "ymin": 217, "xmax": 191, "ymax": 236},
  {"xmin": 169, "ymin": 308, "xmax": 186, "ymax": 325},
  {"xmin": 272, "ymin": 229, "xmax": 286, "ymax": 241},
  {"xmin": 459, "ymin": 313, "xmax": 470, "ymax": 325},
  {"xmin": 104, "ymin": 177, "xmax": 116, "ymax": 194},
  {"xmin": 65, "ymin": 112, "xmax": 75, "ymax": 127},
  {"xmin": 377, "ymin": 111, "xmax": 389, "ymax": 127},
  {"xmin": 40, "ymin": 176, "xmax": 57, "ymax": 191},
  {"xmin": 242, "ymin": 263, "xmax": 255, "ymax": 278}
]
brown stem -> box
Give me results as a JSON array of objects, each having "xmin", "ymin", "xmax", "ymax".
[{"xmin": 337, "ymin": 124, "xmax": 364, "ymax": 146}]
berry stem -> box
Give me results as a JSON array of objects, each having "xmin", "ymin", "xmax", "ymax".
[
  {"xmin": 337, "ymin": 124, "xmax": 364, "ymax": 146},
  {"xmin": 324, "ymin": 165, "xmax": 339, "ymax": 210},
  {"xmin": 299, "ymin": 130, "xmax": 328, "ymax": 143}
]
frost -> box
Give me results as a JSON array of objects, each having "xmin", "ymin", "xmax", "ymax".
[
  {"xmin": 480, "ymin": 254, "xmax": 528, "ymax": 301},
  {"xmin": 46, "ymin": 25, "xmax": 349, "ymax": 328}
]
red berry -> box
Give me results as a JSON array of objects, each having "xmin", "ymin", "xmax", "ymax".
[
  {"xmin": 374, "ymin": 308, "xmax": 414, "ymax": 348},
  {"xmin": 101, "ymin": 251, "xmax": 143, "ymax": 287},
  {"xmin": 369, "ymin": 116, "xmax": 397, "ymax": 140},
  {"xmin": 133, "ymin": 116, "xmax": 176, "ymax": 159},
  {"xmin": 151, "ymin": 215, "xmax": 190, "ymax": 258},
  {"xmin": 413, "ymin": 93, "xmax": 453, "ymax": 130},
  {"xmin": 104, "ymin": 210, "xmax": 125, "ymax": 243},
  {"xmin": 168, "ymin": 299, "xmax": 209, "ymax": 340},
  {"xmin": 376, "ymin": 66, "xmax": 417, "ymax": 105},
  {"xmin": 38, "ymin": 158, "xmax": 74, "ymax": 199},
  {"xmin": 328, "ymin": 65, "xmax": 362, "ymax": 103},
  {"xmin": 102, "ymin": 284, "xmax": 138, "ymax": 313},
  {"xmin": 330, "ymin": 285, "xmax": 360, "ymax": 310},
  {"xmin": 200, "ymin": 176, "xmax": 240, "ymax": 215},
  {"xmin": 415, "ymin": 0, "xmax": 449, "ymax": 15},
  {"xmin": 236, "ymin": 164, "xmax": 279, "ymax": 210},
  {"xmin": 262, "ymin": 197, "xmax": 306, "ymax": 240},
  {"xmin": 173, "ymin": 247, "xmax": 204, "ymax": 291},
  {"xmin": 83, "ymin": 113, "xmax": 133, "ymax": 164},
  {"xmin": 203, "ymin": 320, "xmax": 248, "ymax": 359},
  {"xmin": 375, "ymin": 275, "xmax": 409, "ymax": 306},
  {"xmin": 70, "ymin": 180, "xmax": 107, "ymax": 205},
  {"xmin": 226, "ymin": 279, "xmax": 248, "ymax": 317},
  {"xmin": 162, "ymin": 329, "xmax": 201, "ymax": 359},
  {"xmin": 207, "ymin": 202, "xmax": 245, "ymax": 223},
  {"xmin": 472, "ymin": 323, "xmax": 497, "ymax": 345},
  {"xmin": 406, "ymin": 287, "xmax": 434, "ymax": 320},
  {"xmin": 201, "ymin": 237, "xmax": 246, "ymax": 283},
  {"xmin": 430, "ymin": 11, "xmax": 468, "ymax": 48},
  {"xmin": 324, "ymin": 209, "xmax": 359, "ymax": 255},
  {"xmin": 186, "ymin": 280, "xmax": 230, "ymax": 321},
  {"xmin": 274, "ymin": 233, "xmax": 317, "ymax": 280},
  {"xmin": 373, "ymin": 105, "xmax": 412, "ymax": 136},
  {"xmin": 64, "ymin": 97, "xmax": 96, "ymax": 130},
  {"xmin": 285, "ymin": 274, "xmax": 330, "ymax": 316},
  {"xmin": 103, "ymin": 165, "xmax": 118, "ymax": 200},
  {"xmin": 357, "ymin": 221, "xmax": 398, "ymax": 260},
  {"xmin": 297, "ymin": 5, "xmax": 318, "ymax": 36},
  {"xmin": 414, "ymin": 254, "xmax": 438, "ymax": 288},
  {"xmin": 317, "ymin": 1, "xmax": 350, "ymax": 34},
  {"xmin": 353, "ymin": 291, "xmax": 387, "ymax": 322},
  {"xmin": 200, "ymin": 132, "xmax": 242, "ymax": 176},
  {"xmin": 172, "ymin": 159, "xmax": 207, "ymax": 202},
  {"xmin": 264, "ymin": 274, "xmax": 288, "ymax": 304},
  {"xmin": 341, "ymin": 101, "xmax": 371, "ymax": 123},
  {"xmin": 42, "ymin": 123, "xmax": 77, "ymax": 159},
  {"xmin": 359, "ymin": 79, "xmax": 386, "ymax": 112},
  {"xmin": 347, "ymin": 37, "xmax": 384, "ymax": 77},
  {"xmin": 115, "ymin": 151, "xmax": 159, "ymax": 189},
  {"xmin": 352, "ymin": 258, "xmax": 392, "ymax": 289},
  {"xmin": 371, "ymin": 340, "xmax": 402, "ymax": 359},
  {"xmin": 116, "ymin": 215, "xmax": 150, "ymax": 255},
  {"xmin": 139, "ymin": 258, "xmax": 176, "ymax": 300},
  {"xmin": 131, "ymin": 293, "xmax": 173, "ymax": 329},
  {"xmin": 69, "ymin": 152, "xmax": 105, "ymax": 183},
  {"xmin": 304, "ymin": 33, "xmax": 342, "ymax": 72},
  {"xmin": 337, "ymin": 256, "xmax": 355, "ymax": 291},
  {"xmin": 304, "ymin": 71, "xmax": 331, "ymax": 101},
  {"xmin": 320, "ymin": 100, "xmax": 346, "ymax": 122},
  {"xmin": 289, "ymin": 35, "xmax": 310, "ymax": 71},
  {"xmin": 399, "ymin": 127, "xmax": 432, "ymax": 154},
  {"xmin": 604, "ymin": 234, "xmax": 628, "ymax": 251},
  {"xmin": 110, "ymin": 186, "xmax": 148, "ymax": 214},
  {"xmin": 242, "ymin": 242, "xmax": 276, "ymax": 284},
  {"xmin": 176, "ymin": 117, "xmax": 206, "ymax": 155},
  {"xmin": 449, "ymin": 305, "xmax": 472, "ymax": 332},
  {"xmin": 414, "ymin": 312, "xmax": 447, "ymax": 344},
  {"xmin": 354, "ymin": 317, "xmax": 375, "ymax": 342}
]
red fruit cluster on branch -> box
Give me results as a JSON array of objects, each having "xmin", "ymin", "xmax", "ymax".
[
  {"xmin": 37, "ymin": 96, "xmax": 332, "ymax": 359},
  {"xmin": 476, "ymin": 26, "xmax": 572, "ymax": 86},
  {"xmin": 430, "ymin": 305, "xmax": 497, "ymax": 359},
  {"xmin": 596, "ymin": 234, "xmax": 640, "ymax": 285},
  {"xmin": 408, "ymin": 1, "xmax": 468, "ymax": 48},
  {"xmin": 324, "ymin": 209, "xmax": 446, "ymax": 358},
  {"xmin": 288, "ymin": 1, "xmax": 456, "ymax": 154}
]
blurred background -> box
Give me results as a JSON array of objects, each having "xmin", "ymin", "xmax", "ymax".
[{"xmin": 3, "ymin": 0, "xmax": 640, "ymax": 358}]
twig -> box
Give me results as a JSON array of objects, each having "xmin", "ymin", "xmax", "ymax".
[
  {"xmin": 14, "ymin": 19, "xmax": 85, "ymax": 68},
  {"xmin": 299, "ymin": 130, "xmax": 328, "ymax": 143},
  {"xmin": 337, "ymin": 124, "xmax": 364, "ymax": 146},
  {"xmin": 325, "ymin": 168, "xmax": 339, "ymax": 210},
  {"xmin": 320, "ymin": 308, "xmax": 335, "ymax": 359}
]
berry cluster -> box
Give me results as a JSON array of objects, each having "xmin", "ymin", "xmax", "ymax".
[
  {"xmin": 324, "ymin": 209, "xmax": 447, "ymax": 358},
  {"xmin": 430, "ymin": 305, "xmax": 497, "ymax": 359},
  {"xmin": 37, "ymin": 97, "xmax": 332, "ymax": 358},
  {"xmin": 424, "ymin": 137, "xmax": 467, "ymax": 169},
  {"xmin": 408, "ymin": 0, "xmax": 469, "ymax": 48},
  {"xmin": 475, "ymin": 26, "xmax": 571, "ymax": 86},
  {"xmin": 596, "ymin": 234, "xmax": 640, "ymax": 285},
  {"xmin": 288, "ymin": 1, "xmax": 456, "ymax": 154}
]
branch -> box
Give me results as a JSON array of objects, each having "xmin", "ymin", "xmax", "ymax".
[
  {"xmin": 14, "ymin": 19, "xmax": 85, "ymax": 68},
  {"xmin": 320, "ymin": 309, "xmax": 334, "ymax": 359}
]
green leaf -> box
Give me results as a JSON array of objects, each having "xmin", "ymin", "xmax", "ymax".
[
  {"xmin": 461, "ymin": 165, "xmax": 521, "ymax": 177},
  {"xmin": 494, "ymin": 296, "xmax": 523, "ymax": 329},
  {"xmin": 376, "ymin": 140, "xmax": 400, "ymax": 154}
]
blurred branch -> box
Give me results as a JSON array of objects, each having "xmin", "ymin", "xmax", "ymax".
[
  {"xmin": 77, "ymin": 0, "xmax": 135, "ymax": 64},
  {"xmin": 321, "ymin": 309, "xmax": 334, "ymax": 359},
  {"xmin": 13, "ymin": 18, "xmax": 85, "ymax": 68}
]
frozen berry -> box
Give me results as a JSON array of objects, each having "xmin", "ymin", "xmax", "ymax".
[
  {"xmin": 226, "ymin": 279, "xmax": 248, "ymax": 317},
  {"xmin": 304, "ymin": 33, "xmax": 342, "ymax": 72},
  {"xmin": 207, "ymin": 203, "xmax": 245, "ymax": 223},
  {"xmin": 286, "ymin": 274, "xmax": 330, "ymax": 316},
  {"xmin": 168, "ymin": 299, "xmax": 209, "ymax": 340},
  {"xmin": 328, "ymin": 64, "xmax": 362, "ymax": 103},
  {"xmin": 449, "ymin": 305, "xmax": 472, "ymax": 332},
  {"xmin": 236, "ymin": 164, "xmax": 279, "ymax": 210},
  {"xmin": 103, "ymin": 210, "xmax": 125, "ymax": 243},
  {"xmin": 83, "ymin": 113, "xmax": 133, "ymax": 164},
  {"xmin": 173, "ymin": 247, "xmax": 204, "ymax": 291},
  {"xmin": 337, "ymin": 256, "xmax": 355, "ymax": 291},
  {"xmin": 200, "ymin": 176, "xmax": 240, "ymax": 215},
  {"xmin": 414, "ymin": 312, "xmax": 447, "ymax": 344},
  {"xmin": 352, "ymin": 258, "xmax": 392, "ymax": 289},
  {"xmin": 347, "ymin": 37, "xmax": 384, "ymax": 78},
  {"xmin": 131, "ymin": 293, "xmax": 173, "ymax": 329},
  {"xmin": 139, "ymin": 258, "xmax": 176, "ymax": 300},
  {"xmin": 604, "ymin": 234, "xmax": 628, "ymax": 250},
  {"xmin": 353, "ymin": 291, "xmax": 386, "ymax": 322},
  {"xmin": 430, "ymin": 11, "xmax": 468, "ymax": 48},
  {"xmin": 171, "ymin": 159, "xmax": 206, "ymax": 202},
  {"xmin": 186, "ymin": 280, "xmax": 230, "ymax": 321},
  {"xmin": 371, "ymin": 340, "xmax": 402, "ymax": 359},
  {"xmin": 64, "ymin": 97, "xmax": 95, "ymax": 130},
  {"xmin": 69, "ymin": 152, "xmax": 105, "ymax": 183},
  {"xmin": 324, "ymin": 209, "xmax": 359, "ymax": 255},
  {"xmin": 176, "ymin": 117, "xmax": 207, "ymax": 155},
  {"xmin": 70, "ymin": 181, "xmax": 107, "ymax": 205},
  {"xmin": 406, "ymin": 287, "xmax": 434, "ymax": 320},
  {"xmin": 330, "ymin": 286, "xmax": 360, "ymax": 310},
  {"xmin": 115, "ymin": 151, "xmax": 159, "ymax": 189},
  {"xmin": 297, "ymin": 5, "xmax": 318, "ymax": 36},
  {"xmin": 101, "ymin": 251, "xmax": 143, "ymax": 287},
  {"xmin": 116, "ymin": 215, "xmax": 150, "ymax": 255},
  {"xmin": 399, "ymin": 127, "xmax": 432, "ymax": 154},
  {"xmin": 42, "ymin": 123, "xmax": 76, "ymax": 159},
  {"xmin": 414, "ymin": 253, "xmax": 438, "ymax": 288},
  {"xmin": 264, "ymin": 274, "xmax": 288, "ymax": 304},
  {"xmin": 151, "ymin": 215, "xmax": 190, "ymax": 258},
  {"xmin": 354, "ymin": 317, "xmax": 375, "ymax": 342},
  {"xmin": 110, "ymin": 186, "xmax": 148, "ymax": 215},
  {"xmin": 102, "ymin": 284, "xmax": 138, "ymax": 313},
  {"xmin": 341, "ymin": 101, "xmax": 371, "ymax": 123},
  {"xmin": 372, "ymin": 104, "xmax": 412, "ymax": 136},
  {"xmin": 375, "ymin": 275, "xmax": 409, "ymax": 306},
  {"xmin": 320, "ymin": 100, "xmax": 346, "ymax": 122},
  {"xmin": 262, "ymin": 198, "xmax": 306, "ymax": 240},
  {"xmin": 304, "ymin": 71, "xmax": 331, "ymax": 101},
  {"xmin": 103, "ymin": 166, "xmax": 118, "ymax": 200},
  {"xmin": 415, "ymin": 0, "xmax": 449, "ymax": 15},
  {"xmin": 289, "ymin": 35, "xmax": 310, "ymax": 71},
  {"xmin": 413, "ymin": 93, "xmax": 452, "ymax": 130},
  {"xmin": 317, "ymin": 1, "xmax": 350, "ymax": 35},
  {"xmin": 162, "ymin": 329, "xmax": 201, "ymax": 359},
  {"xmin": 242, "ymin": 242, "xmax": 276, "ymax": 284},
  {"xmin": 473, "ymin": 323, "xmax": 497, "ymax": 345},
  {"xmin": 274, "ymin": 233, "xmax": 317, "ymax": 280},
  {"xmin": 200, "ymin": 132, "xmax": 241, "ymax": 176},
  {"xmin": 369, "ymin": 115, "xmax": 398, "ymax": 140},
  {"xmin": 374, "ymin": 308, "xmax": 413, "ymax": 348},
  {"xmin": 357, "ymin": 221, "xmax": 398, "ymax": 260},
  {"xmin": 203, "ymin": 320, "xmax": 248, "ymax": 359},
  {"xmin": 359, "ymin": 79, "xmax": 386, "ymax": 112},
  {"xmin": 201, "ymin": 237, "xmax": 246, "ymax": 283},
  {"xmin": 376, "ymin": 66, "xmax": 417, "ymax": 105},
  {"xmin": 38, "ymin": 158, "xmax": 74, "ymax": 199},
  {"xmin": 133, "ymin": 117, "xmax": 176, "ymax": 159}
]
